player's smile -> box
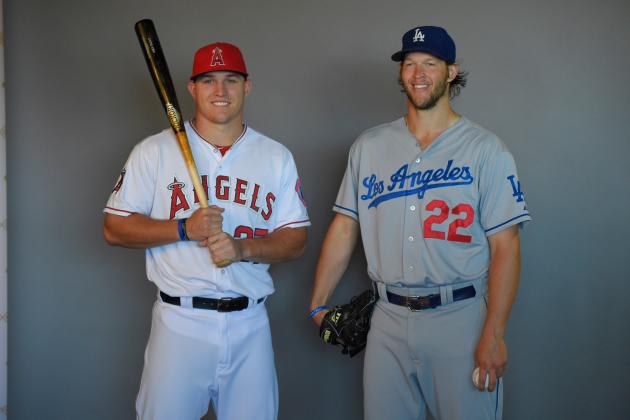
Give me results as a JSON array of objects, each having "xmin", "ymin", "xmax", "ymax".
[
  {"xmin": 411, "ymin": 82, "xmax": 431, "ymax": 92},
  {"xmin": 403, "ymin": 77, "xmax": 447, "ymax": 110},
  {"xmin": 411, "ymin": 81, "xmax": 430, "ymax": 89}
]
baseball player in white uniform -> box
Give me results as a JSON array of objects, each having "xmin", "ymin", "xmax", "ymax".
[
  {"xmin": 310, "ymin": 26, "xmax": 531, "ymax": 419},
  {"xmin": 104, "ymin": 41, "xmax": 310, "ymax": 420}
]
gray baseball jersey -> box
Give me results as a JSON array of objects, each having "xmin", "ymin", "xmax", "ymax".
[{"xmin": 334, "ymin": 116, "xmax": 531, "ymax": 287}]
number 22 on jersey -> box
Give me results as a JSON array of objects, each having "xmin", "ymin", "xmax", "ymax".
[{"xmin": 422, "ymin": 199, "xmax": 474, "ymax": 243}]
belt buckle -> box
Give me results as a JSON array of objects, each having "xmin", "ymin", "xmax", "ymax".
[
  {"xmin": 406, "ymin": 295, "xmax": 422, "ymax": 311},
  {"xmin": 216, "ymin": 297, "xmax": 234, "ymax": 312},
  {"xmin": 406, "ymin": 294, "xmax": 436, "ymax": 311}
]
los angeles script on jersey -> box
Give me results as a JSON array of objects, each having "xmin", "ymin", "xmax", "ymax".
[
  {"xmin": 168, "ymin": 174, "xmax": 275, "ymax": 220},
  {"xmin": 361, "ymin": 159, "xmax": 473, "ymax": 209}
]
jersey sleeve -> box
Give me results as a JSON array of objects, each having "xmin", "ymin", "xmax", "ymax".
[
  {"xmin": 271, "ymin": 152, "xmax": 310, "ymax": 230},
  {"xmin": 103, "ymin": 141, "xmax": 157, "ymax": 217},
  {"xmin": 333, "ymin": 142, "xmax": 360, "ymax": 220},
  {"xmin": 479, "ymin": 144, "xmax": 532, "ymax": 236}
]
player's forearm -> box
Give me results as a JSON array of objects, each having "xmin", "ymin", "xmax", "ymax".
[
  {"xmin": 482, "ymin": 226, "xmax": 521, "ymax": 339},
  {"xmin": 103, "ymin": 213, "xmax": 180, "ymax": 248},
  {"xmin": 238, "ymin": 227, "xmax": 307, "ymax": 264},
  {"xmin": 309, "ymin": 213, "xmax": 360, "ymax": 310}
]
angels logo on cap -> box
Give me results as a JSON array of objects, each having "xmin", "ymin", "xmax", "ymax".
[
  {"xmin": 210, "ymin": 47, "xmax": 225, "ymax": 67},
  {"xmin": 191, "ymin": 42, "xmax": 248, "ymax": 79}
]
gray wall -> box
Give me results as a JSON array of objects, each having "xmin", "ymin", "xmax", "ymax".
[{"xmin": 5, "ymin": 0, "xmax": 630, "ymax": 419}]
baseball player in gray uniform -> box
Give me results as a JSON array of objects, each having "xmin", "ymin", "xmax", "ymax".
[
  {"xmin": 104, "ymin": 42, "xmax": 310, "ymax": 420},
  {"xmin": 310, "ymin": 26, "xmax": 531, "ymax": 420}
]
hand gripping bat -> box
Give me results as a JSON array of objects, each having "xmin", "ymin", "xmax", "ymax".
[{"xmin": 134, "ymin": 19, "xmax": 231, "ymax": 268}]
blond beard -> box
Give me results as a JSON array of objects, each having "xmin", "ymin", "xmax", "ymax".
[{"xmin": 403, "ymin": 74, "xmax": 449, "ymax": 110}]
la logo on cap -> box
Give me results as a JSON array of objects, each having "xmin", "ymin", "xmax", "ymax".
[
  {"xmin": 211, "ymin": 47, "xmax": 225, "ymax": 67},
  {"xmin": 413, "ymin": 28, "xmax": 425, "ymax": 42}
]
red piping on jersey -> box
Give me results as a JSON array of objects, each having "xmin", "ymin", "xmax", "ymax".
[
  {"xmin": 275, "ymin": 219, "xmax": 310, "ymax": 230},
  {"xmin": 105, "ymin": 206, "xmax": 135, "ymax": 215}
]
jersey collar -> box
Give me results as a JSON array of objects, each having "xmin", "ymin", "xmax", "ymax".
[{"xmin": 188, "ymin": 119, "xmax": 249, "ymax": 155}]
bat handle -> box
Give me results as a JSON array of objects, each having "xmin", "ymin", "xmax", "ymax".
[
  {"xmin": 175, "ymin": 132, "xmax": 232, "ymax": 268},
  {"xmin": 215, "ymin": 259, "xmax": 232, "ymax": 269},
  {"xmin": 200, "ymin": 198, "xmax": 233, "ymax": 269}
]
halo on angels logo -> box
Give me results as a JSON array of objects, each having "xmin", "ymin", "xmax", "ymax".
[{"xmin": 167, "ymin": 180, "xmax": 186, "ymax": 191}]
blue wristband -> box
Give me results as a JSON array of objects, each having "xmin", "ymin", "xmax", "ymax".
[
  {"xmin": 309, "ymin": 305, "xmax": 329, "ymax": 318},
  {"xmin": 177, "ymin": 219, "xmax": 186, "ymax": 241}
]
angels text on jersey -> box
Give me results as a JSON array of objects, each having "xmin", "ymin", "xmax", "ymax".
[{"xmin": 168, "ymin": 174, "xmax": 275, "ymax": 221}]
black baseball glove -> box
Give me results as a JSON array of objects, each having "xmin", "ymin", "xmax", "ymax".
[{"xmin": 319, "ymin": 289, "xmax": 377, "ymax": 357}]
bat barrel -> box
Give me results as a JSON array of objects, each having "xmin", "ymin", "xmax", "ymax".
[{"xmin": 134, "ymin": 19, "xmax": 182, "ymax": 123}]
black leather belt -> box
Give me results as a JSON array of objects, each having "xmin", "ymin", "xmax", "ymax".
[
  {"xmin": 383, "ymin": 285, "xmax": 476, "ymax": 311},
  {"xmin": 160, "ymin": 291, "xmax": 263, "ymax": 312}
]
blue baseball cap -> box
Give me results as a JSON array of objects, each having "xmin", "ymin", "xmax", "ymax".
[{"xmin": 391, "ymin": 26, "xmax": 456, "ymax": 63}]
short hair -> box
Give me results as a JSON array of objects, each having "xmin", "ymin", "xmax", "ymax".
[{"xmin": 191, "ymin": 72, "xmax": 248, "ymax": 82}]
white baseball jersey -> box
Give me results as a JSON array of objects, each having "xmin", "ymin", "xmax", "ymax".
[
  {"xmin": 334, "ymin": 116, "xmax": 530, "ymax": 287},
  {"xmin": 105, "ymin": 121, "xmax": 310, "ymax": 299}
]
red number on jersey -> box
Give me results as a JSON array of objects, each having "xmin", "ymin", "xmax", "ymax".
[
  {"xmin": 234, "ymin": 226, "xmax": 269, "ymax": 239},
  {"xmin": 447, "ymin": 204, "xmax": 474, "ymax": 243},
  {"xmin": 422, "ymin": 200, "xmax": 474, "ymax": 243},
  {"xmin": 233, "ymin": 226, "xmax": 269, "ymax": 264},
  {"xmin": 423, "ymin": 199, "xmax": 448, "ymax": 240}
]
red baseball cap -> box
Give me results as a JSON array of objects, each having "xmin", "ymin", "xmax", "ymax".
[{"xmin": 190, "ymin": 42, "xmax": 248, "ymax": 79}]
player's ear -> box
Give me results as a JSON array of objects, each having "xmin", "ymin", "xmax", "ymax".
[
  {"xmin": 187, "ymin": 80, "xmax": 197, "ymax": 99},
  {"xmin": 447, "ymin": 63, "xmax": 459, "ymax": 83},
  {"xmin": 244, "ymin": 78, "xmax": 252, "ymax": 97}
]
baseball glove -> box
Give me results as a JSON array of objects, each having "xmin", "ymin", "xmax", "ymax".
[{"xmin": 319, "ymin": 289, "xmax": 377, "ymax": 357}]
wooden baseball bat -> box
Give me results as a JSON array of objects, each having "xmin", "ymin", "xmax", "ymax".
[{"xmin": 134, "ymin": 19, "xmax": 230, "ymax": 267}]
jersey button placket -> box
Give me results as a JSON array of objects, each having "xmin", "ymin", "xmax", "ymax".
[
  {"xmin": 403, "ymin": 154, "xmax": 423, "ymax": 282},
  {"xmin": 403, "ymin": 177, "xmax": 419, "ymax": 282}
]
